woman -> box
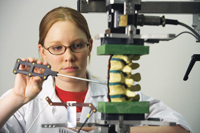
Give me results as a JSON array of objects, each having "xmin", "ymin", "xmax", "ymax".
[{"xmin": 0, "ymin": 7, "xmax": 192, "ymax": 133}]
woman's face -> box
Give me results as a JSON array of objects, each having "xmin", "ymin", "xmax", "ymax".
[{"xmin": 38, "ymin": 20, "xmax": 93, "ymax": 81}]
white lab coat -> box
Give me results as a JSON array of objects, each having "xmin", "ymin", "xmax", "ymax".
[{"xmin": 0, "ymin": 73, "xmax": 192, "ymax": 133}]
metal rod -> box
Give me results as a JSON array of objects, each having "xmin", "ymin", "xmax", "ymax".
[{"xmin": 57, "ymin": 73, "xmax": 107, "ymax": 85}]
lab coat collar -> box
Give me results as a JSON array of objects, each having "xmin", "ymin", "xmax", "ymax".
[
  {"xmin": 80, "ymin": 73, "xmax": 108, "ymax": 123},
  {"xmin": 38, "ymin": 73, "xmax": 107, "ymax": 97},
  {"xmin": 87, "ymin": 73, "xmax": 107, "ymax": 98},
  {"xmin": 37, "ymin": 76, "xmax": 69, "ymax": 123},
  {"xmin": 38, "ymin": 73, "xmax": 107, "ymax": 101},
  {"xmin": 37, "ymin": 73, "xmax": 108, "ymax": 123},
  {"xmin": 37, "ymin": 76, "xmax": 55, "ymax": 103}
]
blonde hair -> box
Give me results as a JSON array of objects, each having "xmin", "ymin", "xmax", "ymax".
[{"xmin": 38, "ymin": 7, "xmax": 91, "ymax": 46}]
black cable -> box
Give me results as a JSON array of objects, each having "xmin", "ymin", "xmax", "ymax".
[
  {"xmin": 165, "ymin": 18, "xmax": 200, "ymax": 41},
  {"xmin": 165, "ymin": 19, "xmax": 179, "ymax": 25},
  {"xmin": 137, "ymin": 16, "xmax": 200, "ymax": 41},
  {"xmin": 169, "ymin": 31, "xmax": 199, "ymax": 41},
  {"xmin": 77, "ymin": 109, "xmax": 93, "ymax": 133},
  {"xmin": 178, "ymin": 22, "xmax": 200, "ymax": 41}
]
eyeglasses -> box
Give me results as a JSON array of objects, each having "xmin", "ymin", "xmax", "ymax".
[{"xmin": 43, "ymin": 43, "xmax": 90, "ymax": 55}]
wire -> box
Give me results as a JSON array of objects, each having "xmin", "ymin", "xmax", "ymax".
[
  {"xmin": 25, "ymin": 104, "xmax": 49, "ymax": 133},
  {"xmin": 77, "ymin": 109, "xmax": 94, "ymax": 133},
  {"xmin": 168, "ymin": 31, "xmax": 199, "ymax": 41},
  {"xmin": 26, "ymin": 77, "xmax": 56, "ymax": 133},
  {"xmin": 165, "ymin": 18, "xmax": 200, "ymax": 41},
  {"xmin": 178, "ymin": 22, "xmax": 200, "ymax": 41}
]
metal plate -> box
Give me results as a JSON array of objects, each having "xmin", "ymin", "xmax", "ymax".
[{"xmin": 95, "ymin": 33, "xmax": 175, "ymax": 40}]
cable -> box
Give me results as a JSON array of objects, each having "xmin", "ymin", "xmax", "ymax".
[
  {"xmin": 77, "ymin": 109, "xmax": 94, "ymax": 133},
  {"xmin": 165, "ymin": 18, "xmax": 200, "ymax": 41},
  {"xmin": 137, "ymin": 16, "xmax": 200, "ymax": 41},
  {"xmin": 178, "ymin": 22, "xmax": 200, "ymax": 41},
  {"xmin": 176, "ymin": 31, "xmax": 199, "ymax": 40},
  {"xmin": 168, "ymin": 31, "xmax": 199, "ymax": 41},
  {"xmin": 25, "ymin": 104, "xmax": 49, "ymax": 133},
  {"xmin": 26, "ymin": 77, "xmax": 56, "ymax": 133}
]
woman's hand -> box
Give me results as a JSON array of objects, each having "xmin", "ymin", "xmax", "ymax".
[{"xmin": 13, "ymin": 57, "xmax": 48, "ymax": 104}]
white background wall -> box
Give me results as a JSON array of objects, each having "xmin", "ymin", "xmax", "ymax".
[{"xmin": 0, "ymin": 0, "xmax": 199, "ymax": 133}]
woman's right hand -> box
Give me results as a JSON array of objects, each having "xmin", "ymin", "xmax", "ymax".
[{"xmin": 13, "ymin": 57, "xmax": 48, "ymax": 104}]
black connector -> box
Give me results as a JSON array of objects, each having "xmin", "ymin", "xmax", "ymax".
[
  {"xmin": 165, "ymin": 19, "xmax": 179, "ymax": 25},
  {"xmin": 137, "ymin": 15, "xmax": 180, "ymax": 27},
  {"xmin": 137, "ymin": 15, "xmax": 165, "ymax": 26}
]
